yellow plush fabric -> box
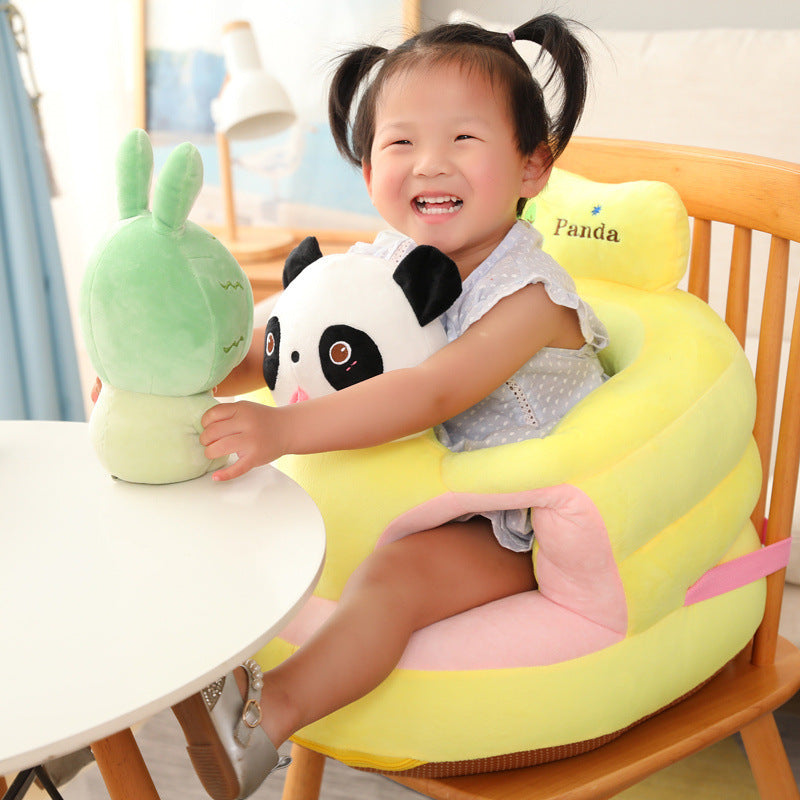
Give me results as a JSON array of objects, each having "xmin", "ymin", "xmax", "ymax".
[
  {"xmin": 252, "ymin": 169, "xmax": 764, "ymax": 773},
  {"xmin": 260, "ymin": 571, "xmax": 763, "ymax": 770},
  {"xmin": 522, "ymin": 167, "xmax": 690, "ymax": 291}
]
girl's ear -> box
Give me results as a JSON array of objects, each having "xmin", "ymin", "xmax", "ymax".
[
  {"xmin": 520, "ymin": 144, "xmax": 553, "ymax": 199},
  {"xmin": 362, "ymin": 161, "xmax": 373, "ymax": 195}
]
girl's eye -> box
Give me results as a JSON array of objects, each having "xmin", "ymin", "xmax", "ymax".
[
  {"xmin": 455, "ymin": 134, "xmax": 474, "ymax": 141},
  {"xmin": 392, "ymin": 139, "xmax": 411, "ymax": 146},
  {"xmin": 329, "ymin": 341, "xmax": 352, "ymax": 365}
]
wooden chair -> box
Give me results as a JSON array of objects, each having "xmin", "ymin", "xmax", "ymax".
[{"xmin": 280, "ymin": 138, "xmax": 800, "ymax": 800}]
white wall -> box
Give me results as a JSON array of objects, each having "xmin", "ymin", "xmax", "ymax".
[{"xmin": 423, "ymin": 0, "xmax": 800, "ymax": 29}]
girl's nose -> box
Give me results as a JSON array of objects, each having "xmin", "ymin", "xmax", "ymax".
[{"xmin": 413, "ymin": 146, "xmax": 451, "ymax": 177}]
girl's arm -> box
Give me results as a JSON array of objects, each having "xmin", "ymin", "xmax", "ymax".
[{"xmin": 202, "ymin": 284, "xmax": 582, "ymax": 480}]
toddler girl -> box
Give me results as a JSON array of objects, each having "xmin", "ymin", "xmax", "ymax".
[{"xmin": 174, "ymin": 13, "xmax": 607, "ymax": 799}]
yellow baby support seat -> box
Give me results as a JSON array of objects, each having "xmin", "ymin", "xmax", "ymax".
[{"xmin": 255, "ymin": 164, "xmax": 779, "ymax": 776}]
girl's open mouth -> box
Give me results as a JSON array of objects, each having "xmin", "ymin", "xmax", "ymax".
[{"xmin": 413, "ymin": 195, "xmax": 463, "ymax": 215}]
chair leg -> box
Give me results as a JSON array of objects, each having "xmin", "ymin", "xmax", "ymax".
[
  {"xmin": 740, "ymin": 712, "xmax": 800, "ymax": 799},
  {"xmin": 281, "ymin": 744, "xmax": 326, "ymax": 800}
]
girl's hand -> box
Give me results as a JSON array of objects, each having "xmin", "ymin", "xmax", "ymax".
[
  {"xmin": 91, "ymin": 377, "xmax": 102, "ymax": 404},
  {"xmin": 200, "ymin": 401, "xmax": 284, "ymax": 481}
]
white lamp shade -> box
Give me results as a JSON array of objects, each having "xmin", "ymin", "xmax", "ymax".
[
  {"xmin": 213, "ymin": 21, "xmax": 296, "ymax": 140},
  {"xmin": 213, "ymin": 72, "xmax": 295, "ymax": 139}
]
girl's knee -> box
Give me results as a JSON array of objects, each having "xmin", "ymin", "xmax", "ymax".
[
  {"xmin": 340, "ymin": 522, "xmax": 535, "ymax": 630},
  {"xmin": 342, "ymin": 539, "xmax": 418, "ymax": 600},
  {"xmin": 339, "ymin": 535, "xmax": 451, "ymax": 632}
]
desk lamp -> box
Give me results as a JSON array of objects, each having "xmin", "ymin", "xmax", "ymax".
[{"xmin": 211, "ymin": 20, "xmax": 296, "ymax": 265}]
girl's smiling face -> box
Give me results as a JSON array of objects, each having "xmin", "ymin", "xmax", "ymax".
[{"xmin": 363, "ymin": 61, "xmax": 550, "ymax": 278}]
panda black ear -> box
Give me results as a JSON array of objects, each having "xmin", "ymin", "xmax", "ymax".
[
  {"xmin": 393, "ymin": 245, "xmax": 462, "ymax": 326},
  {"xmin": 283, "ymin": 236, "xmax": 323, "ymax": 288}
]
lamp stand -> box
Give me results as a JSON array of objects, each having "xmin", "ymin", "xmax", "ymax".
[
  {"xmin": 210, "ymin": 131, "xmax": 294, "ymax": 267},
  {"xmin": 217, "ymin": 131, "xmax": 237, "ymax": 242}
]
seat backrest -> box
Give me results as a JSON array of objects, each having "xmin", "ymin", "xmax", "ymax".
[{"xmin": 559, "ymin": 137, "xmax": 800, "ymax": 666}]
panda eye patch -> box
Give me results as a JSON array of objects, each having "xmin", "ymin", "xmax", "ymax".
[
  {"xmin": 319, "ymin": 324, "xmax": 383, "ymax": 391},
  {"xmin": 329, "ymin": 341, "xmax": 352, "ymax": 365},
  {"xmin": 262, "ymin": 316, "xmax": 281, "ymax": 390}
]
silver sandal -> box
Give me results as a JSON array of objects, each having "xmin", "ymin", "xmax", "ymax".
[{"xmin": 172, "ymin": 659, "xmax": 290, "ymax": 800}]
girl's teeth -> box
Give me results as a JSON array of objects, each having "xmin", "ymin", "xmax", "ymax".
[
  {"xmin": 421, "ymin": 206, "xmax": 458, "ymax": 215},
  {"xmin": 415, "ymin": 196, "xmax": 463, "ymax": 215}
]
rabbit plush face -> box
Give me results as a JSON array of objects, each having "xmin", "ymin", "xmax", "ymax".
[
  {"xmin": 80, "ymin": 129, "xmax": 253, "ymax": 397},
  {"xmin": 264, "ymin": 237, "xmax": 462, "ymax": 405}
]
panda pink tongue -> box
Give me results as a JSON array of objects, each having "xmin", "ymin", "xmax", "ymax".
[{"xmin": 290, "ymin": 387, "xmax": 309, "ymax": 404}]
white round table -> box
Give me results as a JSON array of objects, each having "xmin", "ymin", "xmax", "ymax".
[{"xmin": 0, "ymin": 420, "xmax": 325, "ymax": 798}]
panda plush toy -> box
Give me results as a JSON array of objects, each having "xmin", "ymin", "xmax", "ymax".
[{"xmin": 263, "ymin": 236, "xmax": 462, "ymax": 405}]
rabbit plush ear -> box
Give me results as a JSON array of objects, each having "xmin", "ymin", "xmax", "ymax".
[
  {"xmin": 116, "ymin": 129, "xmax": 153, "ymax": 220},
  {"xmin": 283, "ymin": 236, "xmax": 324, "ymax": 288},
  {"xmin": 393, "ymin": 245, "xmax": 462, "ymax": 326},
  {"xmin": 151, "ymin": 141, "xmax": 203, "ymax": 233}
]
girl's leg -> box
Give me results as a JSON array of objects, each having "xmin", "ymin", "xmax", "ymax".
[{"xmin": 255, "ymin": 517, "xmax": 535, "ymax": 747}]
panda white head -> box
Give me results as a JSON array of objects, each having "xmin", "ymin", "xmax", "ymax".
[{"xmin": 263, "ymin": 236, "xmax": 462, "ymax": 405}]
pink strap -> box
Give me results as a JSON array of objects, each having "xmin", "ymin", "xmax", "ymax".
[{"xmin": 684, "ymin": 538, "xmax": 792, "ymax": 606}]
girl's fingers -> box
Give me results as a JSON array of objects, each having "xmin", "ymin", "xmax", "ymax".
[
  {"xmin": 202, "ymin": 402, "xmax": 237, "ymax": 428},
  {"xmin": 201, "ymin": 401, "xmax": 273, "ymax": 479},
  {"xmin": 199, "ymin": 423, "xmax": 225, "ymax": 447},
  {"xmin": 200, "ymin": 410, "xmax": 246, "ymax": 446},
  {"xmin": 212, "ymin": 458, "xmax": 249, "ymax": 482},
  {"xmin": 203, "ymin": 431, "xmax": 241, "ymax": 460}
]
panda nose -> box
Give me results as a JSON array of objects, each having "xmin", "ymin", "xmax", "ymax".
[{"xmin": 291, "ymin": 351, "xmax": 300, "ymax": 363}]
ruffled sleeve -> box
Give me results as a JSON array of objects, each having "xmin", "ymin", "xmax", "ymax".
[{"xmin": 440, "ymin": 221, "xmax": 608, "ymax": 353}]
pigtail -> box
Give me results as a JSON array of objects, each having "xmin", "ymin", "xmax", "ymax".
[
  {"xmin": 328, "ymin": 46, "xmax": 388, "ymax": 167},
  {"xmin": 511, "ymin": 14, "xmax": 589, "ymax": 159}
]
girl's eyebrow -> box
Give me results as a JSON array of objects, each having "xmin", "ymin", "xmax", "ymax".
[
  {"xmin": 375, "ymin": 120, "xmax": 412, "ymax": 132},
  {"xmin": 377, "ymin": 113, "xmax": 489, "ymax": 133},
  {"xmin": 373, "ymin": 121, "xmax": 418, "ymax": 141}
]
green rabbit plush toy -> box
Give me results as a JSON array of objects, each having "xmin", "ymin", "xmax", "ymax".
[{"xmin": 80, "ymin": 129, "xmax": 254, "ymax": 483}]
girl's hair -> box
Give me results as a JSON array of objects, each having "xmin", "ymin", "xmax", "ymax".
[{"xmin": 329, "ymin": 14, "xmax": 589, "ymax": 173}]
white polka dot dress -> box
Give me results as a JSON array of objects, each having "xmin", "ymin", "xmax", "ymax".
[{"xmin": 351, "ymin": 221, "xmax": 609, "ymax": 551}]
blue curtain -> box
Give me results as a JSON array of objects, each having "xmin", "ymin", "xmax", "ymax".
[{"xmin": 0, "ymin": 8, "xmax": 84, "ymax": 421}]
